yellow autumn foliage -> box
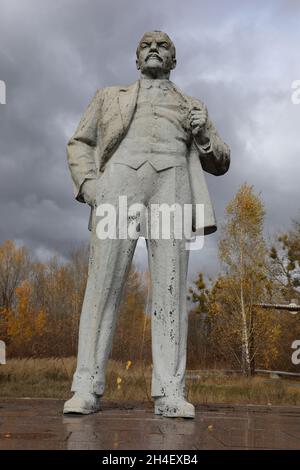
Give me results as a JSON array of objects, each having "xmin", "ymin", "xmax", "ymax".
[{"xmin": 4, "ymin": 280, "xmax": 47, "ymax": 354}]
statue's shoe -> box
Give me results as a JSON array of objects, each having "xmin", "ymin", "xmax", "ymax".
[
  {"xmin": 63, "ymin": 392, "xmax": 101, "ymax": 415},
  {"xmin": 154, "ymin": 397, "xmax": 195, "ymax": 418}
]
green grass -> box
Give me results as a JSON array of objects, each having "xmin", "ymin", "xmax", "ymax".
[{"xmin": 1, "ymin": 358, "xmax": 300, "ymax": 406}]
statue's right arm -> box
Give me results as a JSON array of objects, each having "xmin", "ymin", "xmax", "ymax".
[{"xmin": 67, "ymin": 89, "xmax": 102, "ymax": 203}]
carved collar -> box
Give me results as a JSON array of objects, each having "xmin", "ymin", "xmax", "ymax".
[{"xmin": 139, "ymin": 79, "xmax": 173, "ymax": 91}]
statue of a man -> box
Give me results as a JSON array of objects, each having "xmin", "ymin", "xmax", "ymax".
[{"xmin": 64, "ymin": 31, "xmax": 230, "ymax": 418}]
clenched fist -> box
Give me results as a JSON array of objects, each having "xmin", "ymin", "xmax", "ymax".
[
  {"xmin": 81, "ymin": 179, "xmax": 96, "ymax": 206},
  {"xmin": 188, "ymin": 105, "xmax": 208, "ymax": 141}
]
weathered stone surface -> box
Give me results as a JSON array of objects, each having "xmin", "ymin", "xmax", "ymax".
[{"xmin": 65, "ymin": 31, "xmax": 230, "ymax": 417}]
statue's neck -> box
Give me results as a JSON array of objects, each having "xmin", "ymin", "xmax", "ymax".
[{"xmin": 140, "ymin": 71, "xmax": 171, "ymax": 80}]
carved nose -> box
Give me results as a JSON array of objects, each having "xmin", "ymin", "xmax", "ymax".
[{"xmin": 149, "ymin": 42, "xmax": 158, "ymax": 51}]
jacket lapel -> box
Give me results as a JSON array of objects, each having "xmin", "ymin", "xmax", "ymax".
[
  {"xmin": 118, "ymin": 80, "xmax": 140, "ymax": 131},
  {"xmin": 99, "ymin": 81, "xmax": 139, "ymax": 169}
]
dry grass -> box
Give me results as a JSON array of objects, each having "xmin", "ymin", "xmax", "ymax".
[
  {"xmin": 186, "ymin": 372, "xmax": 300, "ymax": 406},
  {"xmin": 1, "ymin": 358, "xmax": 300, "ymax": 406}
]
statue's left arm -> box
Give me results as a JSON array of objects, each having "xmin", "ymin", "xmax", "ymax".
[{"xmin": 191, "ymin": 102, "xmax": 230, "ymax": 176}]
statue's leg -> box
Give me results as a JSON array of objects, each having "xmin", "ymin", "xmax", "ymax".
[
  {"xmin": 71, "ymin": 164, "xmax": 144, "ymax": 397},
  {"xmin": 146, "ymin": 166, "xmax": 192, "ymax": 399},
  {"xmin": 147, "ymin": 237, "xmax": 190, "ymax": 399},
  {"xmin": 71, "ymin": 234, "xmax": 137, "ymax": 396}
]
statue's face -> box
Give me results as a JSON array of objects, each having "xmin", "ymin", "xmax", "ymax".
[{"xmin": 136, "ymin": 32, "xmax": 176, "ymax": 76}]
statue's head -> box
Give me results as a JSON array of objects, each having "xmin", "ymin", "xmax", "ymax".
[{"xmin": 136, "ymin": 31, "xmax": 176, "ymax": 78}]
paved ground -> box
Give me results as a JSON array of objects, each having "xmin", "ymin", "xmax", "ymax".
[{"xmin": 0, "ymin": 398, "xmax": 300, "ymax": 450}]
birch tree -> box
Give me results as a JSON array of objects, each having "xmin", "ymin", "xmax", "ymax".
[{"xmin": 213, "ymin": 184, "xmax": 278, "ymax": 375}]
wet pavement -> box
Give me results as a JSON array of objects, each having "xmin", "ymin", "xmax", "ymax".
[{"xmin": 0, "ymin": 398, "xmax": 300, "ymax": 450}]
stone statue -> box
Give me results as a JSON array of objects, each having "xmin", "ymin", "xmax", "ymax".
[{"xmin": 64, "ymin": 31, "xmax": 230, "ymax": 418}]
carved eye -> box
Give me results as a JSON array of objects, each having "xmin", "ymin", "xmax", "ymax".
[
  {"xmin": 160, "ymin": 42, "xmax": 169, "ymax": 48},
  {"xmin": 140, "ymin": 42, "xmax": 149, "ymax": 48}
]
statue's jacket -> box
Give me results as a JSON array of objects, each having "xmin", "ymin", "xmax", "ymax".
[{"xmin": 67, "ymin": 80, "xmax": 230, "ymax": 235}]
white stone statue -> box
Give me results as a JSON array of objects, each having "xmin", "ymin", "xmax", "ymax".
[{"xmin": 64, "ymin": 31, "xmax": 230, "ymax": 418}]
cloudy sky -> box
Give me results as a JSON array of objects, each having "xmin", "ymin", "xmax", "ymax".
[{"xmin": 0, "ymin": 0, "xmax": 299, "ymax": 281}]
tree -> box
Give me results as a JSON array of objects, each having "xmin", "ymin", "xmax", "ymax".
[
  {"xmin": 29, "ymin": 247, "xmax": 89, "ymax": 356},
  {"xmin": 187, "ymin": 273, "xmax": 211, "ymax": 368},
  {"xmin": 0, "ymin": 240, "xmax": 31, "ymax": 310},
  {"xmin": 188, "ymin": 272, "xmax": 209, "ymax": 315},
  {"xmin": 0, "ymin": 240, "xmax": 31, "ymax": 341},
  {"xmin": 269, "ymin": 218, "xmax": 300, "ymax": 302},
  {"xmin": 268, "ymin": 218, "xmax": 300, "ymax": 372},
  {"xmin": 5, "ymin": 280, "xmax": 46, "ymax": 356},
  {"xmin": 208, "ymin": 274, "xmax": 280, "ymax": 372},
  {"xmin": 209, "ymin": 184, "xmax": 279, "ymax": 375}
]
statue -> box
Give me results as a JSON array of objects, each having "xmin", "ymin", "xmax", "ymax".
[{"xmin": 64, "ymin": 31, "xmax": 230, "ymax": 418}]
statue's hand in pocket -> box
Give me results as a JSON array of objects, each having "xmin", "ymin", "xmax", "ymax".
[{"xmin": 82, "ymin": 179, "xmax": 97, "ymax": 207}]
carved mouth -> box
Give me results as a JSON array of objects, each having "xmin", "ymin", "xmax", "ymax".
[{"xmin": 146, "ymin": 54, "xmax": 162, "ymax": 62}]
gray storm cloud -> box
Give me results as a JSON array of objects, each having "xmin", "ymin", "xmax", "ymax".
[{"xmin": 0, "ymin": 0, "xmax": 299, "ymax": 280}]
